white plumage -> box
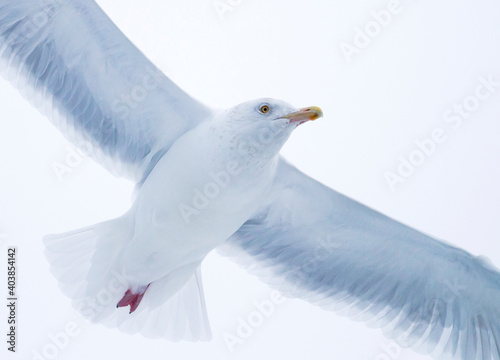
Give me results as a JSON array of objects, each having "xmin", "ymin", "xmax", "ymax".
[{"xmin": 1, "ymin": 0, "xmax": 500, "ymax": 359}]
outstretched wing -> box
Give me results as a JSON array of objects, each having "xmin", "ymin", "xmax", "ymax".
[
  {"xmin": 220, "ymin": 158, "xmax": 500, "ymax": 360},
  {"xmin": 0, "ymin": 0, "xmax": 212, "ymax": 181}
]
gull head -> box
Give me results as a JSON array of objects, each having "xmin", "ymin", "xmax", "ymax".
[{"xmin": 217, "ymin": 98, "xmax": 323, "ymax": 161}]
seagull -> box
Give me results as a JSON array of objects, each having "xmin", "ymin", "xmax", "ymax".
[{"xmin": 1, "ymin": 0, "xmax": 500, "ymax": 358}]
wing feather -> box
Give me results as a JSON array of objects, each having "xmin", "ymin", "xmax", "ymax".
[
  {"xmin": 0, "ymin": 0, "xmax": 212, "ymax": 181},
  {"xmin": 221, "ymin": 158, "xmax": 500, "ymax": 360}
]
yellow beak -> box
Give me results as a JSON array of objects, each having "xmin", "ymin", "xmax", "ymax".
[{"xmin": 282, "ymin": 106, "xmax": 323, "ymax": 124}]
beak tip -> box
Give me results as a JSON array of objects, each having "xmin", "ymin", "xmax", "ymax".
[
  {"xmin": 305, "ymin": 106, "xmax": 323, "ymax": 121},
  {"xmin": 282, "ymin": 105, "xmax": 323, "ymax": 124}
]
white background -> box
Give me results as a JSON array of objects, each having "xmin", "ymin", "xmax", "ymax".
[{"xmin": 1, "ymin": 0, "xmax": 500, "ymax": 359}]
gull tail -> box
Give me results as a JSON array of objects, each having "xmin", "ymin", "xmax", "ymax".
[{"xmin": 43, "ymin": 216, "xmax": 212, "ymax": 341}]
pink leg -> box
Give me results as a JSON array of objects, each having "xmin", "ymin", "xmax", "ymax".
[{"xmin": 116, "ymin": 284, "xmax": 151, "ymax": 314}]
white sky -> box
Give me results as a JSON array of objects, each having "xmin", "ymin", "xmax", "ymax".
[{"xmin": 1, "ymin": 0, "xmax": 500, "ymax": 359}]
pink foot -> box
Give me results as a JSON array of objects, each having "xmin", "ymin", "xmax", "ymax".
[{"xmin": 117, "ymin": 284, "xmax": 150, "ymax": 313}]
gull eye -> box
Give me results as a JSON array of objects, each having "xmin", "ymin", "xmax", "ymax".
[{"xmin": 259, "ymin": 105, "xmax": 270, "ymax": 114}]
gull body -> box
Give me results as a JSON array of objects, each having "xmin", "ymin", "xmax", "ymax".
[
  {"xmin": 121, "ymin": 99, "xmax": 297, "ymax": 286},
  {"xmin": 2, "ymin": 0, "xmax": 500, "ymax": 357}
]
